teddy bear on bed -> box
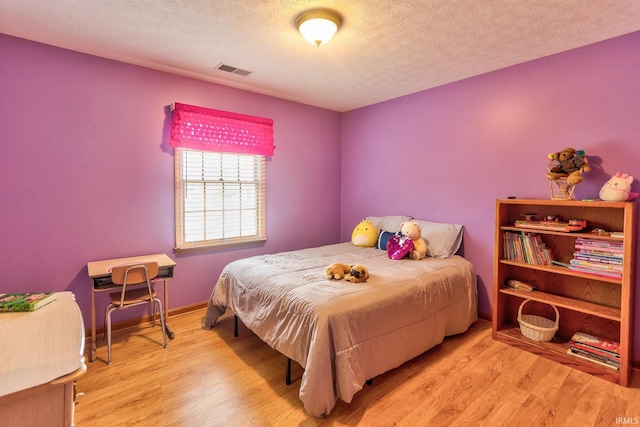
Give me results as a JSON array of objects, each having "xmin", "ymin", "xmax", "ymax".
[
  {"xmin": 400, "ymin": 221, "xmax": 427, "ymax": 260},
  {"xmin": 325, "ymin": 263, "xmax": 351, "ymax": 280},
  {"xmin": 345, "ymin": 265, "xmax": 370, "ymax": 283},
  {"xmin": 325, "ymin": 263, "xmax": 370, "ymax": 283},
  {"xmin": 546, "ymin": 147, "xmax": 591, "ymax": 186}
]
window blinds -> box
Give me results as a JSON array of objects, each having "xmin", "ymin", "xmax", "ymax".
[{"xmin": 176, "ymin": 149, "xmax": 266, "ymax": 248}]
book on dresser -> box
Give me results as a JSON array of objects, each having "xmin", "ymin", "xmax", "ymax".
[{"xmin": 0, "ymin": 292, "xmax": 57, "ymax": 312}]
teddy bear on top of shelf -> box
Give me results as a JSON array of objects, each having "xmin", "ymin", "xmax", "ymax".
[{"xmin": 546, "ymin": 147, "xmax": 591, "ymax": 186}]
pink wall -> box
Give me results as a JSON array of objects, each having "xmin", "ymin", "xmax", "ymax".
[
  {"xmin": 2, "ymin": 30, "xmax": 640, "ymax": 361},
  {"xmin": 0, "ymin": 35, "xmax": 342, "ymax": 328},
  {"xmin": 341, "ymin": 32, "xmax": 640, "ymax": 357}
]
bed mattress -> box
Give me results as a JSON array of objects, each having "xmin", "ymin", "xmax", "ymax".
[{"xmin": 205, "ymin": 242, "xmax": 477, "ymax": 417}]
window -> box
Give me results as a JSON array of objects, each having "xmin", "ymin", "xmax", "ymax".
[
  {"xmin": 174, "ymin": 149, "xmax": 266, "ymax": 251},
  {"xmin": 170, "ymin": 103, "xmax": 274, "ymax": 252}
]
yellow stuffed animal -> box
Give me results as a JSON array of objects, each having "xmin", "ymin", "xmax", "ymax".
[
  {"xmin": 400, "ymin": 222, "xmax": 427, "ymax": 260},
  {"xmin": 351, "ymin": 219, "xmax": 379, "ymax": 247}
]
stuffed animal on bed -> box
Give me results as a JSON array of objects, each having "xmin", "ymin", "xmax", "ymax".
[
  {"xmin": 325, "ymin": 263, "xmax": 351, "ymax": 280},
  {"xmin": 400, "ymin": 221, "xmax": 427, "ymax": 260},
  {"xmin": 545, "ymin": 147, "xmax": 590, "ymax": 186},
  {"xmin": 387, "ymin": 235, "xmax": 413, "ymax": 260},
  {"xmin": 351, "ymin": 219, "xmax": 379, "ymax": 247},
  {"xmin": 345, "ymin": 265, "xmax": 369, "ymax": 283}
]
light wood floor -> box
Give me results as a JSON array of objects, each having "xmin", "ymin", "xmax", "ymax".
[{"xmin": 75, "ymin": 308, "xmax": 640, "ymax": 427}]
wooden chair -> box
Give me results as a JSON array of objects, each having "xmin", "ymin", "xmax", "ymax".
[{"xmin": 105, "ymin": 262, "xmax": 167, "ymax": 364}]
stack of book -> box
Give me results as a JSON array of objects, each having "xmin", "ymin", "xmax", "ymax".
[
  {"xmin": 503, "ymin": 231, "xmax": 554, "ymax": 265},
  {"xmin": 0, "ymin": 292, "xmax": 57, "ymax": 312},
  {"xmin": 569, "ymin": 237, "xmax": 623, "ymax": 279},
  {"xmin": 567, "ymin": 332, "xmax": 620, "ymax": 370}
]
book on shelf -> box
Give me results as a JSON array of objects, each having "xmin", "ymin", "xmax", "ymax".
[
  {"xmin": 574, "ymin": 244, "xmax": 623, "ymax": 255},
  {"xmin": 567, "ymin": 347, "xmax": 619, "ymax": 370},
  {"xmin": 571, "ymin": 237, "xmax": 624, "ymax": 277},
  {"xmin": 514, "ymin": 219, "xmax": 585, "ymax": 232},
  {"xmin": 575, "ymin": 250, "xmax": 624, "ymax": 260},
  {"xmin": 575, "ymin": 237, "xmax": 623, "ymax": 247},
  {"xmin": 502, "ymin": 231, "xmax": 554, "ymax": 266},
  {"xmin": 0, "ymin": 292, "xmax": 57, "ymax": 312},
  {"xmin": 568, "ymin": 266, "xmax": 622, "ymax": 279},
  {"xmin": 570, "ymin": 341, "xmax": 620, "ymax": 361},
  {"xmin": 567, "ymin": 331, "xmax": 621, "ymax": 370},
  {"xmin": 571, "ymin": 331, "xmax": 620, "ymax": 354},
  {"xmin": 574, "ymin": 238, "xmax": 624, "ymax": 255},
  {"xmin": 572, "ymin": 252, "xmax": 623, "ymax": 265},
  {"xmin": 569, "ymin": 259, "xmax": 623, "ymax": 272}
]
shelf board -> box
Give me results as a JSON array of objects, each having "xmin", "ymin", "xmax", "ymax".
[
  {"xmin": 499, "ymin": 259, "xmax": 622, "ymax": 284},
  {"xmin": 495, "ymin": 326, "xmax": 620, "ymax": 383},
  {"xmin": 500, "ymin": 225, "xmax": 624, "ymax": 241},
  {"xmin": 499, "ymin": 287, "xmax": 621, "ymax": 321}
]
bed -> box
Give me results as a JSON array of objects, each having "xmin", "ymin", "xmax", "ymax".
[{"xmin": 204, "ymin": 216, "xmax": 478, "ymax": 417}]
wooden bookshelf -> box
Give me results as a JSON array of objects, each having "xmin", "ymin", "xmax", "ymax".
[{"xmin": 492, "ymin": 199, "xmax": 637, "ymax": 386}]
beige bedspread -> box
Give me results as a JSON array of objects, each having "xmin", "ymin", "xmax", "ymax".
[{"xmin": 204, "ymin": 242, "xmax": 477, "ymax": 417}]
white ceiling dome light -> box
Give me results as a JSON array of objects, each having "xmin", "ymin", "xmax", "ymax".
[{"xmin": 295, "ymin": 8, "xmax": 343, "ymax": 47}]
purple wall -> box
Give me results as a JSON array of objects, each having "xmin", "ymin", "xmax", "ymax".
[
  {"xmin": 2, "ymin": 30, "xmax": 640, "ymax": 361},
  {"xmin": 341, "ymin": 32, "xmax": 640, "ymax": 357},
  {"xmin": 0, "ymin": 35, "xmax": 342, "ymax": 328}
]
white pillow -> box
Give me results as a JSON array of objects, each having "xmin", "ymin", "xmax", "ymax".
[
  {"xmin": 411, "ymin": 219, "xmax": 464, "ymax": 258},
  {"xmin": 366, "ymin": 215, "xmax": 412, "ymax": 233}
]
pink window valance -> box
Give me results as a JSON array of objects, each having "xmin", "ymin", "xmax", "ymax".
[{"xmin": 170, "ymin": 102, "xmax": 275, "ymax": 156}]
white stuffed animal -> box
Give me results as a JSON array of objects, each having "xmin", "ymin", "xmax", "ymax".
[
  {"xmin": 400, "ymin": 222, "xmax": 427, "ymax": 260},
  {"xmin": 599, "ymin": 172, "xmax": 638, "ymax": 201}
]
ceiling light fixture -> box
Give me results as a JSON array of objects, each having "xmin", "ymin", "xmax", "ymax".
[{"xmin": 295, "ymin": 8, "xmax": 343, "ymax": 47}]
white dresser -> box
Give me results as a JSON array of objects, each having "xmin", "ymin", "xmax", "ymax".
[{"xmin": 0, "ymin": 291, "xmax": 86, "ymax": 426}]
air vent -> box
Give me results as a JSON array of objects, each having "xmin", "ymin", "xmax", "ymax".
[{"xmin": 216, "ymin": 63, "xmax": 252, "ymax": 77}]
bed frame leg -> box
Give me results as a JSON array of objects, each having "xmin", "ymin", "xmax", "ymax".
[
  {"xmin": 235, "ymin": 314, "xmax": 369, "ymax": 388},
  {"xmin": 234, "ymin": 315, "xmax": 238, "ymax": 337}
]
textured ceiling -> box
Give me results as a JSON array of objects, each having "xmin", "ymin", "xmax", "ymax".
[{"xmin": 2, "ymin": 0, "xmax": 640, "ymax": 112}]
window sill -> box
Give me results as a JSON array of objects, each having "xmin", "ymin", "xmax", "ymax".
[{"xmin": 174, "ymin": 238, "xmax": 267, "ymax": 255}]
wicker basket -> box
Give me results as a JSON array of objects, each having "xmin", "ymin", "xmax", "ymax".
[{"xmin": 517, "ymin": 299, "xmax": 559, "ymax": 342}]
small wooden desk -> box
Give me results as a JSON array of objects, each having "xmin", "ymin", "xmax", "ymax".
[
  {"xmin": 0, "ymin": 291, "xmax": 86, "ymax": 427},
  {"xmin": 87, "ymin": 253, "xmax": 176, "ymax": 362}
]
